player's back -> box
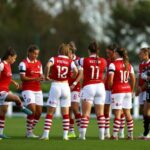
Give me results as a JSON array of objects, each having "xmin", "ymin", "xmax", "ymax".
[
  {"xmin": 111, "ymin": 59, "xmax": 132, "ymax": 93},
  {"xmin": 50, "ymin": 55, "xmax": 72, "ymax": 81},
  {"xmin": 82, "ymin": 56, "xmax": 106, "ymax": 86}
]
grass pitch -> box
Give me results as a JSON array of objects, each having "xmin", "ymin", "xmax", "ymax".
[{"xmin": 1, "ymin": 117, "xmax": 150, "ymax": 150}]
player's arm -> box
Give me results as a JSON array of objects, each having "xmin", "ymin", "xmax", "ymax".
[
  {"xmin": 0, "ymin": 62, "xmax": 4, "ymax": 79},
  {"xmin": 71, "ymin": 61, "xmax": 78, "ymax": 78},
  {"xmin": 44, "ymin": 58, "xmax": 54, "ymax": 81},
  {"xmin": 108, "ymin": 63, "xmax": 115, "ymax": 89},
  {"xmin": 11, "ymin": 80, "xmax": 20, "ymax": 89},
  {"xmin": 70, "ymin": 66, "xmax": 83, "ymax": 90}
]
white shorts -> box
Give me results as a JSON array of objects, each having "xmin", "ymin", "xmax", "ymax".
[
  {"xmin": 111, "ymin": 93, "xmax": 132, "ymax": 110},
  {"xmin": 105, "ymin": 90, "xmax": 111, "ymax": 104},
  {"xmin": 138, "ymin": 91, "xmax": 146, "ymax": 105},
  {"xmin": 22, "ymin": 90, "xmax": 43, "ymax": 106},
  {"xmin": 71, "ymin": 91, "xmax": 80, "ymax": 103},
  {"xmin": 47, "ymin": 82, "xmax": 71, "ymax": 108},
  {"xmin": 0, "ymin": 91, "xmax": 9, "ymax": 105},
  {"xmin": 81, "ymin": 83, "xmax": 105, "ymax": 105}
]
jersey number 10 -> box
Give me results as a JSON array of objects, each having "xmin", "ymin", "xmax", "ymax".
[{"xmin": 120, "ymin": 70, "xmax": 129, "ymax": 83}]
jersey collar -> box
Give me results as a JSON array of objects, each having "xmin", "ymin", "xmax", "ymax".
[
  {"xmin": 90, "ymin": 54, "xmax": 97, "ymax": 57},
  {"xmin": 27, "ymin": 57, "xmax": 37, "ymax": 63},
  {"xmin": 58, "ymin": 55, "xmax": 69, "ymax": 58}
]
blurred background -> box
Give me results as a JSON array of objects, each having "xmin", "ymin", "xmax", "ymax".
[{"xmin": 0, "ymin": 0, "xmax": 150, "ymax": 71}]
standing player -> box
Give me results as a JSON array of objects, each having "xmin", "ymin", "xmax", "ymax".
[
  {"xmin": 140, "ymin": 54, "xmax": 150, "ymax": 139},
  {"xmin": 0, "ymin": 48, "xmax": 32, "ymax": 139},
  {"xmin": 19, "ymin": 45, "xmax": 43, "ymax": 138},
  {"xmin": 68, "ymin": 41, "xmax": 82, "ymax": 138},
  {"xmin": 136, "ymin": 48, "xmax": 150, "ymax": 115},
  {"xmin": 40, "ymin": 43, "xmax": 78, "ymax": 140},
  {"xmin": 79, "ymin": 41, "xmax": 106, "ymax": 140},
  {"xmin": 108, "ymin": 47, "xmax": 135, "ymax": 140},
  {"xmin": 104, "ymin": 44, "xmax": 125, "ymax": 138}
]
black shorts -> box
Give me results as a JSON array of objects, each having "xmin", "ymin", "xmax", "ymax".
[{"xmin": 146, "ymin": 89, "xmax": 150, "ymax": 103}]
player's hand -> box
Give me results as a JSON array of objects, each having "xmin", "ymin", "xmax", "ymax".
[
  {"xmin": 45, "ymin": 76, "xmax": 51, "ymax": 81},
  {"xmin": 13, "ymin": 82, "xmax": 20, "ymax": 89},
  {"xmin": 70, "ymin": 84, "xmax": 75, "ymax": 90}
]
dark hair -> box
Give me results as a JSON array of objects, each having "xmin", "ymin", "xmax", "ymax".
[
  {"xmin": 88, "ymin": 41, "xmax": 99, "ymax": 65},
  {"xmin": 69, "ymin": 41, "xmax": 77, "ymax": 53},
  {"xmin": 140, "ymin": 47, "xmax": 150, "ymax": 58},
  {"xmin": 115, "ymin": 47, "xmax": 129, "ymax": 71},
  {"xmin": 107, "ymin": 43, "xmax": 119, "ymax": 51},
  {"xmin": 88, "ymin": 41, "xmax": 99, "ymax": 54},
  {"xmin": 27, "ymin": 44, "xmax": 39, "ymax": 53},
  {"xmin": 2, "ymin": 47, "xmax": 17, "ymax": 60}
]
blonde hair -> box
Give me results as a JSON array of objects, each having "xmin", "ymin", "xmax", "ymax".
[{"xmin": 58, "ymin": 43, "xmax": 71, "ymax": 56}]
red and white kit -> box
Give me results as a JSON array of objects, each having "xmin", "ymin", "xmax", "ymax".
[
  {"xmin": 79, "ymin": 54, "xmax": 106, "ymax": 104},
  {"xmin": 19, "ymin": 58, "xmax": 43, "ymax": 106},
  {"xmin": 138, "ymin": 60, "xmax": 150, "ymax": 105},
  {"xmin": 0, "ymin": 61, "xmax": 12, "ymax": 105},
  {"xmin": 109, "ymin": 58, "xmax": 134, "ymax": 109},
  {"xmin": 68, "ymin": 55, "xmax": 81, "ymax": 103},
  {"xmin": 47, "ymin": 55, "xmax": 76, "ymax": 107}
]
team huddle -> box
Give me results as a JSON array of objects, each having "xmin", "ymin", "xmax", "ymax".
[{"xmin": 0, "ymin": 41, "xmax": 150, "ymax": 141}]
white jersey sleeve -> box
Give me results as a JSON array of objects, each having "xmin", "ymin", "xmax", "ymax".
[
  {"xmin": 40, "ymin": 65, "xmax": 43, "ymax": 74},
  {"xmin": 19, "ymin": 62, "xmax": 26, "ymax": 74},
  {"xmin": 78, "ymin": 58, "xmax": 84, "ymax": 67},
  {"xmin": 108, "ymin": 63, "xmax": 115, "ymax": 74},
  {"xmin": 130, "ymin": 65, "xmax": 134, "ymax": 74},
  {"xmin": 71, "ymin": 61, "xmax": 76, "ymax": 70},
  {"xmin": 49, "ymin": 57, "xmax": 54, "ymax": 65},
  {"xmin": 0, "ymin": 62, "xmax": 4, "ymax": 72}
]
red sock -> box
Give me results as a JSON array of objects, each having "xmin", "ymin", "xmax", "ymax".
[
  {"xmin": 0, "ymin": 115, "xmax": 5, "ymax": 135},
  {"xmin": 26, "ymin": 114, "xmax": 34, "ymax": 133},
  {"xmin": 69, "ymin": 119, "xmax": 74, "ymax": 132},
  {"xmin": 44, "ymin": 114, "xmax": 53, "ymax": 132}
]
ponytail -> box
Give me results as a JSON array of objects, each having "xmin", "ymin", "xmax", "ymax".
[
  {"xmin": 88, "ymin": 41, "xmax": 99, "ymax": 65},
  {"xmin": 115, "ymin": 47, "xmax": 129, "ymax": 71}
]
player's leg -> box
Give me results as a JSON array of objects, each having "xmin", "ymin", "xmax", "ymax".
[
  {"xmin": 68, "ymin": 108, "xmax": 76, "ymax": 138},
  {"xmin": 119, "ymin": 110, "xmax": 125, "ymax": 138},
  {"xmin": 5, "ymin": 93, "xmax": 32, "ymax": 115},
  {"xmin": 104, "ymin": 90, "xmax": 111, "ymax": 138},
  {"xmin": 95, "ymin": 83, "xmax": 106, "ymax": 140},
  {"xmin": 122, "ymin": 93, "xmax": 133, "ymax": 140},
  {"xmin": 61, "ymin": 83, "xmax": 71, "ymax": 140},
  {"xmin": 71, "ymin": 91, "xmax": 81, "ymax": 133},
  {"xmin": 111, "ymin": 93, "xmax": 123, "ymax": 139},
  {"xmin": 40, "ymin": 106, "xmax": 55, "ymax": 140},
  {"xmin": 31, "ymin": 91, "xmax": 43, "ymax": 136},
  {"xmin": 22, "ymin": 91, "xmax": 37, "ymax": 138},
  {"xmin": 0, "ymin": 105, "xmax": 8, "ymax": 138},
  {"xmin": 40, "ymin": 82, "xmax": 59, "ymax": 140},
  {"xmin": 79, "ymin": 100, "xmax": 91, "ymax": 140}
]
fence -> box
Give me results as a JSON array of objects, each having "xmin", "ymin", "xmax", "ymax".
[{"xmin": 6, "ymin": 93, "xmax": 140, "ymax": 119}]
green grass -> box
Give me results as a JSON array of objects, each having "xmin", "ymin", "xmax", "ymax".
[{"xmin": 1, "ymin": 117, "xmax": 150, "ymax": 150}]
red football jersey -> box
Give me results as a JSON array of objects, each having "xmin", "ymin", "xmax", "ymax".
[
  {"xmin": 138, "ymin": 60, "xmax": 150, "ymax": 91},
  {"xmin": 49, "ymin": 55, "xmax": 74, "ymax": 81},
  {"xmin": 68, "ymin": 55, "xmax": 81, "ymax": 92},
  {"xmin": 80, "ymin": 55, "xmax": 106, "ymax": 87},
  {"xmin": 105, "ymin": 58, "xmax": 113, "ymax": 90},
  {"xmin": 19, "ymin": 58, "xmax": 42, "ymax": 91},
  {"xmin": 109, "ymin": 58, "xmax": 134, "ymax": 94},
  {"xmin": 0, "ymin": 61, "xmax": 12, "ymax": 92}
]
